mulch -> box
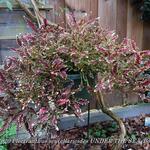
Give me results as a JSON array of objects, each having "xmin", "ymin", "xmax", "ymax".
[{"xmin": 8, "ymin": 114, "xmax": 150, "ymax": 150}]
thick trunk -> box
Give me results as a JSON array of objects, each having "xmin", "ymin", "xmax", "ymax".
[{"xmin": 95, "ymin": 91, "xmax": 126, "ymax": 150}]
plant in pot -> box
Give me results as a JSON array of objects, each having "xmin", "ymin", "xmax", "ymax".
[{"xmin": 0, "ymin": 16, "xmax": 150, "ymax": 150}]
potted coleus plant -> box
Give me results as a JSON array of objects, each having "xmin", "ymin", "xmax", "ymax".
[{"xmin": 0, "ymin": 16, "xmax": 150, "ymax": 150}]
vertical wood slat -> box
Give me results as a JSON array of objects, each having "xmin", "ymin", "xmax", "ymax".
[
  {"xmin": 90, "ymin": 0, "xmax": 98, "ymax": 19},
  {"xmin": 40, "ymin": 0, "xmax": 47, "ymax": 19},
  {"xmin": 98, "ymin": 0, "xmax": 127, "ymax": 41},
  {"xmin": 65, "ymin": 0, "xmax": 98, "ymax": 18},
  {"xmin": 0, "ymin": 40, "xmax": 18, "ymax": 64},
  {"xmin": 53, "ymin": 0, "xmax": 66, "ymax": 27},
  {"xmin": 116, "ymin": 0, "xmax": 128, "ymax": 42},
  {"xmin": 65, "ymin": 0, "xmax": 88, "ymax": 11},
  {"xmin": 143, "ymin": 22, "xmax": 150, "ymax": 50},
  {"xmin": 127, "ymin": 0, "xmax": 143, "ymax": 49},
  {"xmin": 0, "ymin": 11, "xmax": 30, "ymax": 40},
  {"xmin": 98, "ymin": 0, "xmax": 117, "ymax": 31}
]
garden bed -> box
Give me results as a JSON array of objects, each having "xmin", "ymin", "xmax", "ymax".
[
  {"xmin": 0, "ymin": 103, "xmax": 149, "ymax": 150},
  {"xmin": 7, "ymin": 113, "xmax": 150, "ymax": 150}
]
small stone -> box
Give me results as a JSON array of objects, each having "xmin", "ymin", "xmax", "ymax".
[{"xmin": 145, "ymin": 117, "xmax": 150, "ymax": 126}]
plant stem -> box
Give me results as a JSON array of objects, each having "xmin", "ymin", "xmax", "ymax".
[
  {"xmin": 95, "ymin": 91, "xmax": 126, "ymax": 150},
  {"xmin": 30, "ymin": 0, "xmax": 43, "ymax": 27},
  {"xmin": 15, "ymin": 0, "xmax": 37, "ymax": 22},
  {"xmin": 15, "ymin": 0, "xmax": 63, "ymax": 28}
]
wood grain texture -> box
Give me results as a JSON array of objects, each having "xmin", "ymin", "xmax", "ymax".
[
  {"xmin": 65, "ymin": 0, "xmax": 89, "ymax": 11},
  {"xmin": 0, "ymin": 40, "xmax": 18, "ymax": 64},
  {"xmin": 53, "ymin": 0, "xmax": 66, "ymax": 27},
  {"xmin": 116, "ymin": 0, "xmax": 128, "ymax": 42},
  {"xmin": 143, "ymin": 22, "xmax": 150, "ymax": 49},
  {"xmin": 98, "ymin": 0, "xmax": 128, "ymax": 42},
  {"xmin": 98, "ymin": 0, "xmax": 117, "ymax": 30},
  {"xmin": 0, "ymin": 11, "xmax": 31, "ymax": 40},
  {"xmin": 127, "ymin": 0, "xmax": 143, "ymax": 49},
  {"xmin": 90, "ymin": 0, "xmax": 98, "ymax": 18},
  {"xmin": 65, "ymin": 0, "xmax": 98, "ymax": 18}
]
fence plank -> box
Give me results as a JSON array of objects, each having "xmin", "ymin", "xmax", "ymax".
[
  {"xmin": 0, "ymin": 40, "xmax": 17, "ymax": 64},
  {"xmin": 143, "ymin": 22, "xmax": 150, "ymax": 50},
  {"xmin": 116, "ymin": 0, "xmax": 128, "ymax": 41},
  {"xmin": 98, "ymin": 0, "xmax": 127, "ymax": 42},
  {"xmin": 90, "ymin": 0, "xmax": 98, "ymax": 19},
  {"xmin": 53, "ymin": 0, "xmax": 66, "ymax": 27},
  {"xmin": 0, "ymin": 11, "xmax": 32, "ymax": 40},
  {"xmin": 98, "ymin": 0, "xmax": 117, "ymax": 30},
  {"xmin": 65, "ymin": 0, "xmax": 87, "ymax": 11},
  {"xmin": 127, "ymin": 0, "xmax": 143, "ymax": 49},
  {"xmin": 65, "ymin": 0, "xmax": 98, "ymax": 18}
]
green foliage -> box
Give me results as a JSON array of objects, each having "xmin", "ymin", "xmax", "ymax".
[
  {"xmin": 126, "ymin": 132, "xmax": 137, "ymax": 142},
  {"xmin": 0, "ymin": 121, "xmax": 16, "ymax": 142},
  {"xmin": 147, "ymin": 133, "xmax": 150, "ymax": 138},
  {"xmin": 88, "ymin": 122, "xmax": 118, "ymax": 138},
  {"xmin": 0, "ymin": 145, "xmax": 7, "ymax": 150},
  {"xmin": 0, "ymin": 120, "xmax": 16, "ymax": 150}
]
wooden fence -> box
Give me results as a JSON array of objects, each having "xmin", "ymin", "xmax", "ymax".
[
  {"xmin": 65, "ymin": 0, "xmax": 150, "ymax": 50},
  {"xmin": 0, "ymin": 0, "xmax": 149, "ymax": 108}
]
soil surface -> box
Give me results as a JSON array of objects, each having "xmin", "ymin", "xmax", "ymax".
[{"xmin": 8, "ymin": 114, "xmax": 150, "ymax": 150}]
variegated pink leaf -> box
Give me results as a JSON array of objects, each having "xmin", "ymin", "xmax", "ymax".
[
  {"xmin": 140, "ymin": 80, "xmax": 150, "ymax": 86},
  {"xmin": 140, "ymin": 50, "xmax": 150, "ymax": 56},
  {"xmin": 51, "ymin": 115, "xmax": 57, "ymax": 126},
  {"xmin": 57, "ymin": 99, "xmax": 70, "ymax": 106},
  {"xmin": 134, "ymin": 53, "xmax": 141, "ymax": 64},
  {"xmin": 39, "ymin": 107, "xmax": 48, "ymax": 116}
]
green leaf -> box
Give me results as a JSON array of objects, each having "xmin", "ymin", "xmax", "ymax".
[
  {"xmin": 130, "ymin": 133, "xmax": 137, "ymax": 141},
  {"xmin": 0, "ymin": 121, "xmax": 16, "ymax": 141},
  {"xmin": 5, "ymin": 123, "xmax": 16, "ymax": 138},
  {"xmin": 101, "ymin": 129, "xmax": 107, "ymax": 134},
  {"xmin": 94, "ymin": 131, "xmax": 101, "ymax": 137},
  {"xmin": 111, "ymin": 122, "xmax": 118, "ymax": 129},
  {"xmin": 101, "ymin": 133, "xmax": 107, "ymax": 138},
  {"xmin": 147, "ymin": 134, "xmax": 150, "ymax": 138},
  {"xmin": 89, "ymin": 129, "xmax": 94, "ymax": 135},
  {"xmin": 107, "ymin": 127, "xmax": 117, "ymax": 132}
]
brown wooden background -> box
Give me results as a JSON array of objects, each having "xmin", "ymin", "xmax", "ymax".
[
  {"xmin": 0, "ymin": 0, "xmax": 149, "ymax": 108},
  {"xmin": 65, "ymin": 0, "xmax": 150, "ymax": 50}
]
